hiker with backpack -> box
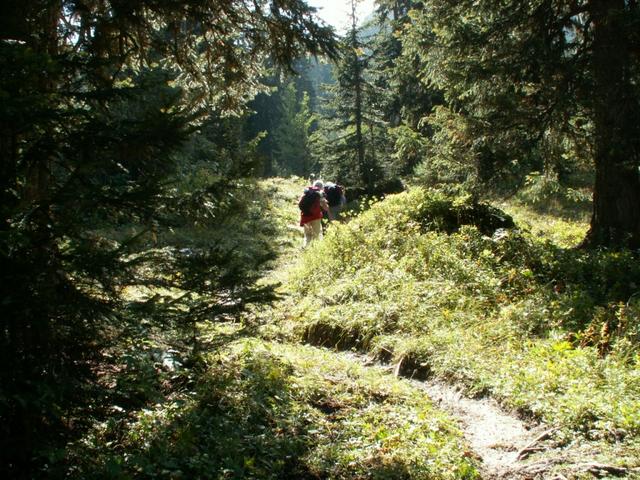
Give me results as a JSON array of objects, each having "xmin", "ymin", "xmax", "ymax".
[
  {"xmin": 323, "ymin": 182, "xmax": 346, "ymax": 221},
  {"xmin": 299, "ymin": 180, "xmax": 329, "ymax": 247}
]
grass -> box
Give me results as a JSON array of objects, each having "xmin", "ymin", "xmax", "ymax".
[
  {"xmin": 498, "ymin": 201, "xmax": 589, "ymax": 248},
  {"xmin": 59, "ymin": 178, "xmax": 481, "ymax": 480},
  {"xmin": 67, "ymin": 333, "xmax": 479, "ymax": 479},
  {"xmin": 58, "ymin": 178, "xmax": 640, "ymax": 478},
  {"xmin": 281, "ymin": 187, "xmax": 640, "ymax": 470}
]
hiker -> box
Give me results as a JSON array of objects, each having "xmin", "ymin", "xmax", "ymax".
[
  {"xmin": 299, "ymin": 180, "xmax": 329, "ymax": 247},
  {"xmin": 323, "ymin": 181, "xmax": 346, "ymax": 221}
]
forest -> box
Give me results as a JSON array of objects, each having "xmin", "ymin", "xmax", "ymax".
[{"xmin": 1, "ymin": 0, "xmax": 639, "ymax": 479}]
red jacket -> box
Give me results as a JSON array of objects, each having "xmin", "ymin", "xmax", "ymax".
[{"xmin": 299, "ymin": 187, "xmax": 328, "ymax": 226}]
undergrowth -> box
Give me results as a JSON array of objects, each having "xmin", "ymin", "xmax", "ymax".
[
  {"xmin": 67, "ymin": 336, "xmax": 479, "ymax": 479},
  {"xmin": 285, "ymin": 187, "xmax": 640, "ymax": 468},
  {"xmin": 54, "ymin": 179, "xmax": 640, "ymax": 477},
  {"xmin": 56, "ymin": 178, "xmax": 481, "ymax": 479}
]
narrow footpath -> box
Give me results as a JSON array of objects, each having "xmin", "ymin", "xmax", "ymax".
[
  {"xmin": 418, "ymin": 379, "xmax": 553, "ymax": 479},
  {"xmin": 338, "ymin": 351, "xmax": 561, "ymax": 479}
]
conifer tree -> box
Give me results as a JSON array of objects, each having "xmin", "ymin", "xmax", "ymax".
[
  {"xmin": 313, "ymin": 0, "xmax": 386, "ymax": 188},
  {"xmin": 0, "ymin": 1, "xmax": 336, "ymax": 475},
  {"xmin": 369, "ymin": 0, "xmax": 442, "ymax": 175},
  {"xmin": 244, "ymin": 58, "xmax": 319, "ymax": 176},
  {"xmin": 273, "ymin": 83, "xmax": 316, "ymax": 176},
  {"xmin": 404, "ymin": 0, "xmax": 640, "ymax": 247}
]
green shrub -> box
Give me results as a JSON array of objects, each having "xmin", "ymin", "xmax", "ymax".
[
  {"xmin": 287, "ymin": 187, "xmax": 640, "ymax": 445},
  {"xmin": 68, "ymin": 340, "xmax": 479, "ymax": 479}
]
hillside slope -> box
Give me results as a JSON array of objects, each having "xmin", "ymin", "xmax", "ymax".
[
  {"xmin": 279, "ymin": 187, "xmax": 640, "ymax": 477},
  {"xmin": 59, "ymin": 178, "xmax": 482, "ymax": 479}
]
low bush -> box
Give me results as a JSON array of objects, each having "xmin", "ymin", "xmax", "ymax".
[
  {"xmin": 287, "ymin": 188, "xmax": 640, "ymax": 449},
  {"xmin": 67, "ymin": 339, "xmax": 479, "ymax": 479}
]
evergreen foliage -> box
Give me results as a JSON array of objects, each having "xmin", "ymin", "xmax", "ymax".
[
  {"xmin": 243, "ymin": 57, "xmax": 321, "ymax": 176},
  {"xmin": 401, "ymin": 0, "xmax": 640, "ymax": 246},
  {"xmin": 311, "ymin": 1, "xmax": 388, "ymax": 189},
  {"xmin": 272, "ymin": 83, "xmax": 316, "ymax": 176},
  {"xmin": 371, "ymin": 0, "xmax": 443, "ymax": 175},
  {"xmin": 3, "ymin": 0, "xmax": 640, "ymax": 475},
  {"xmin": 0, "ymin": 1, "xmax": 336, "ymax": 476}
]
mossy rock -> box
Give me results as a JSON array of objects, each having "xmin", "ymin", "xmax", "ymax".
[{"xmin": 414, "ymin": 197, "xmax": 514, "ymax": 236}]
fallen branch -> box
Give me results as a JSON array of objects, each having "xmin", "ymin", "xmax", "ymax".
[
  {"xmin": 578, "ymin": 462, "xmax": 628, "ymax": 477},
  {"xmin": 393, "ymin": 355, "xmax": 405, "ymax": 377},
  {"xmin": 519, "ymin": 458, "xmax": 563, "ymax": 476},
  {"xmin": 516, "ymin": 428, "xmax": 558, "ymax": 460}
]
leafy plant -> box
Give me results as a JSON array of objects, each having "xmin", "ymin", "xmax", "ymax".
[{"xmin": 285, "ymin": 187, "xmax": 640, "ymax": 459}]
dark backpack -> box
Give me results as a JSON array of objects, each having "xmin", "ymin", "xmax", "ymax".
[
  {"xmin": 325, "ymin": 184, "xmax": 343, "ymax": 207},
  {"xmin": 298, "ymin": 187, "xmax": 320, "ymax": 215}
]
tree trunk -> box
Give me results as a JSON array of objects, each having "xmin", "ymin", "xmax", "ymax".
[
  {"xmin": 354, "ymin": 57, "xmax": 368, "ymax": 187},
  {"xmin": 0, "ymin": 129, "xmax": 17, "ymax": 209},
  {"xmin": 583, "ymin": 0, "xmax": 640, "ymax": 248},
  {"xmin": 3, "ymin": 4, "xmax": 62, "ymax": 471},
  {"xmin": 349, "ymin": 0, "xmax": 369, "ymax": 189}
]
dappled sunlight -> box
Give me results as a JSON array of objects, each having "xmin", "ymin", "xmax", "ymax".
[{"xmin": 285, "ymin": 187, "xmax": 640, "ymax": 476}]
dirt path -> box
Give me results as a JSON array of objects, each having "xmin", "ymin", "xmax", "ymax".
[
  {"xmin": 338, "ymin": 352, "xmax": 559, "ymax": 478},
  {"xmin": 416, "ymin": 380, "xmax": 552, "ymax": 479}
]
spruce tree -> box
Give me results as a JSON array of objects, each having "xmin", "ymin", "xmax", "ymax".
[
  {"xmin": 369, "ymin": 0, "xmax": 443, "ymax": 175},
  {"xmin": 0, "ymin": 1, "xmax": 336, "ymax": 476},
  {"xmin": 273, "ymin": 83, "xmax": 316, "ymax": 176},
  {"xmin": 312, "ymin": 0, "xmax": 386, "ymax": 189},
  {"xmin": 244, "ymin": 58, "xmax": 319, "ymax": 176},
  {"xmin": 404, "ymin": 0, "xmax": 640, "ymax": 247}
]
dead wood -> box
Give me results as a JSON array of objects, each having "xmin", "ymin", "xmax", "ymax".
[
  {"xmin": 393, "ymin": 355, "xmax": 405, "ymax": 377},
  {"xmin": 578, "ymin": 462, "xmax": 628, "ymax": 477},
  {"xmin": 516, "ymin": 428, "xmax": 558, "ymax": 460}
]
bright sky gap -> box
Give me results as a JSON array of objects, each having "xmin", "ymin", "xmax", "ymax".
[{"xmin": 307, "ymin": 0, "xmax": 376, "ymax": 33}]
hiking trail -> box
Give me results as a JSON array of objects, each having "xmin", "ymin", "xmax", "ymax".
[
  {"xmin": 416, "ymin": 379, "xmax": 552, "ymax": 479},
  {"xmin": 264, "ymin": 181, "xmax": 637, "ymax": 480},
  {"xmin": 339, "ymin": 351, "xmax": 564, "ymax": 480},
  {"xmin": 269, "ymin": 212, "xmax": 552, "ymax": 478}
]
